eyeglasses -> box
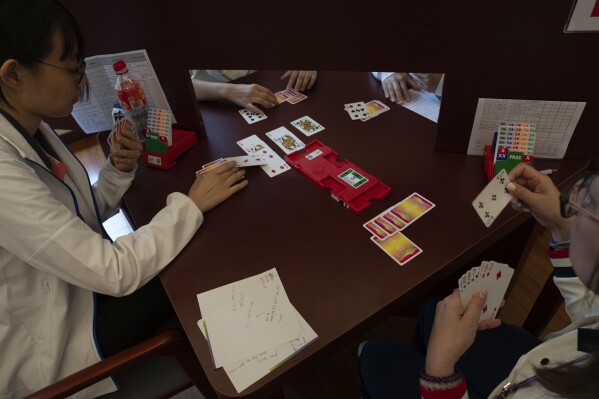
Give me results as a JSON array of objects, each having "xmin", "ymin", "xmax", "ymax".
[
  {"xmin": 560, "ymin": 173, "xmax": 599, "ymax": 223},
  {"xmin": 35, "ymin": 58, "xmax": 86, "ymax": 84}
]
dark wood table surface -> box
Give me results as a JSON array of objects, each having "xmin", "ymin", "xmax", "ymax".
[{"xmin": 101, "ymin": 71, "xmax": 589, "ymax": 398}]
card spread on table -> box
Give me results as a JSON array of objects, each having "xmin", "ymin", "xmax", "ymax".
[
  {"xmin": 225, "ymin": 155, "xmax": 269, "ymax": 167},
  {"xmin": 472, "ymin": 169, "xmax": 513, "ymax": 227},
  {"xmin": 458, "ymin": 261, "xmax": 514, "ymax": 321},
  {"xmin": 290, "ymin": 115, "xmax": 325, "ymax": 136},
  {"xmin": 361, "ymin": 100, "xmax": 390, "ymax": 121},
  {"xmin": 275, "ymin": 89, "xmax": 307, "ymax": 104},
  {"xmin": 362, "ymin": 192, "xmax": 435, "ymax": 266},
  {"xmin": 239, "ymin": 108, "xmax": 267, "ymax": 124},
  {"xmin": 371, "ymin": 232, "xmax": 422, "ymax": 266},
  {"xmin": 265, "ymin": 127, "xmax": 306, "ymax": 154},
  {"xmin": 237, "ymin": 135, "xmax": 291, "ymax": 177}
]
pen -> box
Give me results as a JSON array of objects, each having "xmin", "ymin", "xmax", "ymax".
[{"xmin": 539, "ymin": 169, "xmax": 557, "ymax": 175}]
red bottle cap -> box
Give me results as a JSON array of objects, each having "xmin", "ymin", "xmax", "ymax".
[{"xmin": 112, "ymin": 60, "xmax": 128, "ymax": 75}]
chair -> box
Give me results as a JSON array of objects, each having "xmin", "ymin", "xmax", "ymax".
[{"xmin": 23, "ymin": 329, "xmax": 217, "ymax": 399}]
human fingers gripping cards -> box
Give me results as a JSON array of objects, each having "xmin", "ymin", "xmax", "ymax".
[
  {"xmin": 458, "ymin": 261, "xmax": 514, "ymax": 322},
  {"xmin": 472, "ymin": 169, "xmax": 513, "ymax": 227}
]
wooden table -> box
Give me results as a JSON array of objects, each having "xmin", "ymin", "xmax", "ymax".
[{"xmin": 102, "ymin": 71, "xmax": 588, "ymax": 398}]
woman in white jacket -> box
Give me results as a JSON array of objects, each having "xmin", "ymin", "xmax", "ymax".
[
  {"xmin": 358, "ymin": 163, "xmax": 599, "ymax": 398},
  {"xmin": 0, "ymin": 0, "xmax": 247, "ymax": 397}
]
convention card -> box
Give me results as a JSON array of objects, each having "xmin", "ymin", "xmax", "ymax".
[
  {"xmin": 237, "ymin": 135, "xmax": 291, "ymax": 177},
  {"xmin": 361, "ymin": 100, "xmax": 390, "ymax": 121},
  {"xmin": 371, "ymin": 232, "xmax": 422, "ymax": 266},
  {"xmin": 363, "ymin": 221, "xmax": 388, "ymax": 239},
  {"xmin": 472, "ymin": 169, "xmax": 513, "ymax": 227},
  {"xmin": 225, "ymin": 155, "xmax": 269, "ymax": 167},
  {"xmin": 265, "ymin": 127, "xmax": 306, "ymax": 154},
  {"xmin": 390, "ymin": 193, "xmax": 436, "ymax": 225},
  {"xmin": 238, "ymin": 108, "xmax": 267, "ymax": 124},
  {"xmin": 290, "ymin": 116, "xmax": 325, "ymax": 136}
]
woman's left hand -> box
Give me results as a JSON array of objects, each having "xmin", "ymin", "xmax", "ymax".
[{"xmin": 110, "ymin": 123, "xmax": 142, "ymax": 173}]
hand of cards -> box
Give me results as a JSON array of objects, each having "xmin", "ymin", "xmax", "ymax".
[
  {"xmin": 198, "ymin": 155, "xmax": 269, "ymax": 176},
  {"xmin": 458, "ymin": 261, "xmax": 514, "ymax": 322}
]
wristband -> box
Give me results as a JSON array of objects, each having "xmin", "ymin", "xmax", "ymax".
[{"xmin": 420, "ymin": 368, "xmax": 463, "ymax": 391}]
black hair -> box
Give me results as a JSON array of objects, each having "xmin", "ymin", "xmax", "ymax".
[{"xmin": 0, "ymin": 0, "xmax": 86, "ymax": 108}]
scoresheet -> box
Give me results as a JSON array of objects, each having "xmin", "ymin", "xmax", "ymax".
[
  {"xmin": 71, "ymin": 49, "xmax": 175, "ymax": 133},
  {"xmin": 467, "ymin": 98, "xmax": 586, "ymax": 159}
]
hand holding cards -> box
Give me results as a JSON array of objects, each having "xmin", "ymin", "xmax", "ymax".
[{"xmin": 458, "ymin": 261, "xmax": 514, "ymax": 321}]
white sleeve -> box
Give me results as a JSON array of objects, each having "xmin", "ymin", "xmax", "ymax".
[
  {"xmin": 92, "ymin": 157, "xmax": 136, "ymax": 222},
  {"xmin": 371, "ymin": 72, "xmax": 397, "ymax": 82},
  {"xmin": 0, "ymin": 156, "xmax": 203, "ymax": 296}
]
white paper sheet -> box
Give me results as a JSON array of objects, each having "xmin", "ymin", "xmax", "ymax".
[
  {"xmin": 198, "ymin": 306, "xmax": 318, "ymax": 393},
  {"xmin": 401, "ymin": 90, "xmax": 441, "ymax": 123},
  {"xmin": 71, "ymin": 49, "xmax": 175, "ymax": 133},
  {"xmin": 565, "ymin": 0, "xmax": 599, "ymax": 32},
  {"xmin": 467, "ymin": 98, "xmax": 586, "ymax": 158},
  {"xmin": 197, "ymin": 268, "xmax": 301, "ymax": 368}
]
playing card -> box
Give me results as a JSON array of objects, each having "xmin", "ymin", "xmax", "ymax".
[
  {"xmin": 265, "ymin": 127, "xmax": 306, "ymax": 154},
  {"xmin": 275, "ymin": 89, "xmax": 296, "ymax": 103},
  {"xmin": 237, "ymin": 135, "xmax": 291, "ymax": 178},
  {"xmin": 344, "ymin": 102, "xmax": 371, "ymax": 120},
  {"xmin": 479, "ymin": 261, "xmax": 514, "ymax": 321},
  {"xmin": 382, "ymin": 212, "xmax": 407, "ymax": 230},
  {"xmin": 373, "ymin": 216, "xmax": 397, "ymax": 234},
  {"xmin": 361, "ymin": 100, "xmax": 390, "ymax": 121},
  {"xmin": 472, "ymin": 169, "xmax": 513, "ymax": 227},
  {"xmin": 371, "ymin": 232, "xmax": 422, "ymax": 266},
  {"xmin": 363, "ymin": 221, "xmax": 388, "ymax": 239},
  {"xmin": 225, "ymin": 155, "xmax": 269, "ymax": 167},
  {"xmin": 389, "ymin": 193, "xmax": 436, "ymax": 226},
  {"xmin": 288, "ymin": 92, "xmax": 307, "ymax": 104},
  {"xmin": 290, "ymin": 116, "xmax": 325, "ymax": 136},
  {"xmin": 238, "ymin": 108, "xmax": 267, "ymax": 124}
]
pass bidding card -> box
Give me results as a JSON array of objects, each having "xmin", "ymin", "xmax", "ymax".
[{"xmin": 458, "ymin": 261, "xmax": 514, "ymax": 321}]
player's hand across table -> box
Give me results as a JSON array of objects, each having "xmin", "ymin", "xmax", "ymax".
[
  {"xmin": 280, "ymin": 70, "xmax": 317, "ymax": 92},
  {"xmin": 382, "ymin": 73, "xmax": 416, "ymax": 104},
  {"xmin": 188, "ymin": 161, "xmax": 248, "ymax": 213},
  {"xmin": 507, "ymin": 163, "xmax": 573, "ymax": 241},
  {"xmin": 425, "ymin": 291, "xmax": 501, "ymax": 377},
  {"xmin": 110, "ymin": 122, "xmax": 142, "ymax": 173},
  {"xmin": 224, "ymin": 83, "xmax": 277, "ymax": 115},
  {"xmin": 407, "ymin": 73, "xmax": 443, "ymax": 93}
]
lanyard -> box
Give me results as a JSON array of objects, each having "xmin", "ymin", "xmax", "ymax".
[{"xmin": 493, "ymin": 352, "xmax": 594, "ymax": 398}]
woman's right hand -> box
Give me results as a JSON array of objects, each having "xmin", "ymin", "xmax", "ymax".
[
  {"xmin": 507, "ymin": 163, "xmax": 573, "ymax": 241},
  {"xmin": 223, "ymin": 83, "xmax": 277, "ymax": 115},
  {"xmin": 188, "ymin": 161, "xmax": 248, "ymax": 213}
]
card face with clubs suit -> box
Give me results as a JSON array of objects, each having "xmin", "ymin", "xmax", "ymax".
[{"xmin": 472, "ymin": 169, "xmax": 513, "ymax": 227}]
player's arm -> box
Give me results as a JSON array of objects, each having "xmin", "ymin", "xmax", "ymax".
[
  {"xmin": 280, "ymin": 71, "xmax": 317, "ymax": 92},
  {"xmin": 507, "ymin": 163, "xmax": 573, "ymax": 242},
  {"xmin": 421, "ymin": 291, "xmax": 499, "ymax": 399},
  {"xmin": 408, "ymin": 73, "xmax": 444, "ymax": 93},
  {"xmin": 191, "ymin": 79, "xmax": 277, "ymax": 115}
]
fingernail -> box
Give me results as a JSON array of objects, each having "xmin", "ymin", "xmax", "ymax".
[
  {"xmin": 510, "ymin": 198, "xmax": 521, "ymax": 207},
  {"xmin": 478, "ymin": 290, "xmax": 488, "ymax": 299},
  {"xmin": 506, "ymin": 182, "xmax": 516, "ymax": 192}
]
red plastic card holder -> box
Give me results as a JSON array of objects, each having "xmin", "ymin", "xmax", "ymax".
[
  {"xmin": 142, "ymin": 128, "xmax": 197, "ymax": 169},
  {"xmin": 285, "ymin": 140, "xmax": 391, "ymax": 215}
]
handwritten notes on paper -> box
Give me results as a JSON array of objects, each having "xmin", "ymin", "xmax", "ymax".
[{"xmin": 196, "ymin": 268, "xmax": 317, "ymax": 392}]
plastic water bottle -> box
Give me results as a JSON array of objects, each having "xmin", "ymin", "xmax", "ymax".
[{"xmin": 113, "ymin": 60, "xmax": 148, "ymax": 138}]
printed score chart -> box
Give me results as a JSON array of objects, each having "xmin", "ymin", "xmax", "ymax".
[{"xmin": 467, "ymin": 98, "xmax": 586, "ymax": 159}]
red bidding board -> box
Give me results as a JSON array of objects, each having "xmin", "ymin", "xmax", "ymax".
[{"xmin": 285, "ymin": 140, "xmax": 391, "ymax": 215}]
